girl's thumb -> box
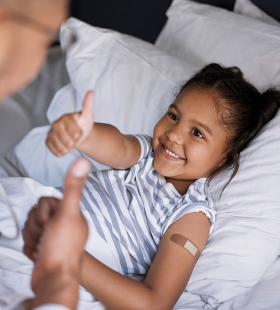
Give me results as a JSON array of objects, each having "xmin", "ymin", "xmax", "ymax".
[{"xmin": 79, "ymin": 90, "xmax": 94, "ymax": 122}]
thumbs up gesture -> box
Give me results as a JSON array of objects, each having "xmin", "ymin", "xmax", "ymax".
[{"xmin": 47, "ymin": 91, "xmax": 95, "ymax": 156}]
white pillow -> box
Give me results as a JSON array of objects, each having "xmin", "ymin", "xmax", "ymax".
[
  {"xmin": 234, "ymin": 0, "xmax": 279, "ymax": 26},
  {"xmin": 188, "ymin": 110, "xmax": 280, "ymax": 307},
  {"xmin": 156, "ymin": 0, "xmax": 280, "ymax": 306},
  {"xmin": 156, "ymin": 0, "xmax": 280, "ymax": 90},
  {"xmin": 49, "ymin": 18, "xmax": 199, "ymax": 134},
  {"xmin": 14, "ymin": 18, "xmax": 200, "ymax": 186},
  {"xmin": 13, "ymin": 126, "xmax": 82, "ymax": 187}
]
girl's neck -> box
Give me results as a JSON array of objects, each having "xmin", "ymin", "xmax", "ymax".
[{"xmin": 165, "ymin": 177, "xmax": 192, "ymax": 195}]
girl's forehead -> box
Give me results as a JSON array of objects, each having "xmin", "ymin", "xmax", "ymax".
[
  {"xmin": 175, "ymin": 88, "xmax": 231, "ymax": 133},
  {"xmin": 175, "ymin": 88, "xmax": 220, "ymax": 115}
]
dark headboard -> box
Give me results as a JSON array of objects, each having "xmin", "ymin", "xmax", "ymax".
[
  {"xmin": 192, "ymin": 0, "xmax": 234, "ymax": 10},
  {"xmin": 251, "ymin": 0, "xmax": 280, "ymax": 22},
  {"xmin": 70, "ymin": 0, "xmax": 279, "ymax": 43},
  {"xmin": 70, "ymin": 0, "xmax": 172, "ymax": 43}
]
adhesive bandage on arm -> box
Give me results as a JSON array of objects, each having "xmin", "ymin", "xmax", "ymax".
[{"xmin": 170, "ymin": 234, "xmax": 200, "ymax": 260}]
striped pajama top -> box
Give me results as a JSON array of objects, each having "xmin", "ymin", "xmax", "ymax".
[{"xmin": 81, "ymin": 135, "xmax": 215, "ymax": 278}]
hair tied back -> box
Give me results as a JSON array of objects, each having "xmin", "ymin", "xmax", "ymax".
[{"xmin": 260, "ymin": 88, "xmax": 280, "ymax": 125}]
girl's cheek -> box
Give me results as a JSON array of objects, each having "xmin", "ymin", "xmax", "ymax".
[{"xmin": 153, "ymin": 122, "xmax": 163, "ymax": 137}]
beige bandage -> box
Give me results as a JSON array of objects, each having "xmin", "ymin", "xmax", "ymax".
[{"xmin": 171, "ymin": 234, "xmax": 200, "ymax": 259}]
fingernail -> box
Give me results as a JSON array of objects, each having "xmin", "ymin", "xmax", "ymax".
[{"xmin": 72, "ymin": 158, "xmax": 90, "ymax": 178}]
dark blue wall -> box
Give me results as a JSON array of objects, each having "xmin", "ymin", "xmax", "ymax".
[{"xmin": 70, "ymin": 0, "xmax": 278, "ymax": 43}]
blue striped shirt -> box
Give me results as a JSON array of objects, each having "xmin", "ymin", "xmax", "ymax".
[{"xmin": 81, "ymin": 135, "xmax": 215, "ymax": 278}]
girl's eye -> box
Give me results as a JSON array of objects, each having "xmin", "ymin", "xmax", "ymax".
[
  {"xmin": 192, "ymin": 128, "xmax": 204, "ymax": 139},
  {"xmin": 167, "ymin": 111, "xmax": 178, "ymax": 122}
]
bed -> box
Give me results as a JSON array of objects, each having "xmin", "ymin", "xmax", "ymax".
[{"xmin": 1, "ymin": 0, "xmax": 280, "ymax": 309}]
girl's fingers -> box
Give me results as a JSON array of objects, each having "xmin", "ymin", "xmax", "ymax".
[
  {"xmin": 48, "ymin": 115, "xmax": 82, "ymax": 153},
  {"xmin": 64, "ymin": 117, "xmax": 83, "ymax": 142},
  {"xmin": 47, "ymin": 132, "xmax": 69, "ymax": 156},
  {"xmin": 47, "ymin": 102, "xmax": 93, "ymax": 157},
  {"xmin": 54, "ymin": 123, "xmax": 76, "ymax": 149},
  {"xmin": 47, "ymin": 141, "xmax": 61, "ymax": 157}
]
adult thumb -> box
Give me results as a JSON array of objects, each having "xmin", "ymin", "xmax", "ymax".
[{"xmin": 61, "ymin": 158, "xmax": 90, "ymax": 215}]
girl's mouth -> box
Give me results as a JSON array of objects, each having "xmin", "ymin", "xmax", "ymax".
[{"xmin": 159, "ymin": 144, "xmax": 185, "ymax": 161}]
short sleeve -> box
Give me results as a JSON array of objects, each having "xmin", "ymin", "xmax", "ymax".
[
  {"xmin": 133, "ymin": 135, "xmax": 152, "ymax": 161},
  {"xmin": 161, "ymin": 178, "xmax": 216, "ymax": 235}
]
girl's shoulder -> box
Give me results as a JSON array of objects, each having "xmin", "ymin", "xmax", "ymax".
[{"xmin": 183, "ymin": 177, "xmax": 216, "ymax": 233}]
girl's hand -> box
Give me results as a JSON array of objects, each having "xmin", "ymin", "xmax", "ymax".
[{"xmin": 47, "ymin": 91, "xmax": 95, "ymax": 156}]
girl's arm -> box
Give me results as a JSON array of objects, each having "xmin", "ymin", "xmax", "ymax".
[
  {"xmin": 80, "ymin": 212, "xmax": 210, "ymax": 310},
  {"xmin": 77, "ymin": 123, "xmax": 140, "ymax": 169},
  {"xmin": 47, "ymin": 91, "xmax": 141, "ymax": 169}
]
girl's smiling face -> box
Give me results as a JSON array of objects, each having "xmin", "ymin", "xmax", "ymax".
[{"xmin": 152, "ymin": 88, "xmax": 231, "ymax": 193}]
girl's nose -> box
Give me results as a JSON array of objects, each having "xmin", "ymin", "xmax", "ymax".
[{"xmin": 166, "ymin": 126, "xmax": 184, "ymax": 145}]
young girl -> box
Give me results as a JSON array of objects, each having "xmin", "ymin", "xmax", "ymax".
[{"xmin": 43, "ymin": 63, "xmax": 280, "ymax": 309}]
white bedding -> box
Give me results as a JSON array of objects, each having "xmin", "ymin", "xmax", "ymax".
[
  {"xmin": 177, "ymin": 257, "xmax": 280, "ymax": 310},
  {"xmin": 0, "ymin": 177, "xmax": 280, "ymax": 310},
  {"xmin": 0, "ymin": 176, "xmax": 106, "ymax": 310}
]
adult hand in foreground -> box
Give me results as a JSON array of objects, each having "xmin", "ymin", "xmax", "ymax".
[{"xmin": 23, "ymin": 158, "xmax": 90, "ymax": 309}]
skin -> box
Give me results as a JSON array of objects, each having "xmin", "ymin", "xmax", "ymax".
[
  {"xmin": 0, "ymin": 0, "xmax": 69, "ymax": 101},
  {"xmin": 153, "ymin": 88, "xmax": 230, "ymax": 194},
  {"xmin": 23, "ymin": 88, "xmax": 232, "ymax": 309},
  {"xmin": 25, "ymin": 158, "xmax": 90, "ymax": 310}
]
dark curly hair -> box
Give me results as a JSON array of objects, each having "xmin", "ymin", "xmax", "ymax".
[{"xmin": 179, "ymin": 63, "xmax": 280, "ymax": 189}]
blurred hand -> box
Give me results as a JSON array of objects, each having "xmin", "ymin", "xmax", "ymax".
[
  {"xmin": 46, "ymin": 91, "xmax": 95, "ymax": 156},
  {"xmin": 23, "ymin": 196, "xmax": 58, "ymax": 262},
  {"xmin": 23, "ymin": 158, "xmax": 90, "ymax": 286},
  {"xmin": 22, "ymin": 158, "xmax": 90, "ymax": 309}
]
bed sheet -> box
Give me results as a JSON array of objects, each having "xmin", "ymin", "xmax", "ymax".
[
  {"xmin": 0, "ymin": 176, "xmax": 106, "ymax": 310},
  {"xmin": 176, "ymin": 257, "xmax": 280, "ymax": 310},
  {"xmin": 218, "ymin": 257, "xmax": 280, "ymax": 310},
  {"xmin": 0, "ymin": 176, "xmax": 280, "ymax": 309}
]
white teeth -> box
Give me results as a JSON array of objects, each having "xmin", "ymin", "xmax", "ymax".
[{"xmin": 164, "ymin": 147, "xmax": 180, "ymax": 159}]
